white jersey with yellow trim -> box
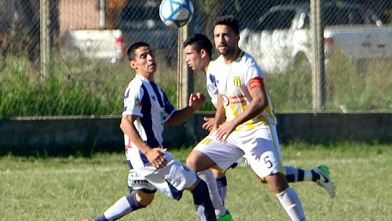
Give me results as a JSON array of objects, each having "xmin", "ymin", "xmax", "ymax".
[{"xmin": 212, "ymin": 51, "xmax": 277, "ymax": 130}]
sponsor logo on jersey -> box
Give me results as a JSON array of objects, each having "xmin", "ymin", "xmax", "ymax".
[
  {"xmin": 233, "ymin": 76, "xmax": 241, "ymax": 86},
  {"xmin": 132, "ymin": 179, "xmax": 149, "ymax": 184}
]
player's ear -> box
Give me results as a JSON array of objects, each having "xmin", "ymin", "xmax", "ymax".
[
  {"xmin": 129, "ymin": 60, "xmax": 136, "ymax": 69},
  {"xmin": 236, "ymin": 35, "xmax": 240, "ymax": 42},
  {"xmin": 200, "ymin": 49, "xmax": 207, "ymax": 58}
]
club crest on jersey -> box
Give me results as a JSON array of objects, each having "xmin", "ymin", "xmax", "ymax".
[
  {"xmin": 222, "ymin": 95, "xmax": 229, "ymax": 106},
  {"xmin": 233, "ymin": 76, "xmax": 241, "ymax": 86},
  {"xmin": 133, "ymin": 98, "xmax": 142, "ymax": 108}
]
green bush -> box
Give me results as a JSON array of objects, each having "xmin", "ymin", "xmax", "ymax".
[
  {"xmin": 266, "ymin": 52, "xmax": 392, "ymax": 112},
  {"xmin": 0, "ymin": 54, "xmax": 127, "ymax": 118},
  {"xmin": 1, "ymin": 51, "xmax": 391, "ymax": 118}
]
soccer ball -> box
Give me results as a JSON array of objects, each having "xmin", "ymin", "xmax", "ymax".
[{"xmin": 159, "ymin": 0, "xmax": 194, "ymax": 28}]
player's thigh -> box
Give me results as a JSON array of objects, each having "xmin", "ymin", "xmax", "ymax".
[
  {"xmin": 241, "ymin": 127, "xmax": 285, "ymax": 179},
  {"xmin": 186, "ymin": 148, "xmax": 216, "ymax": 172},
  {"xmin": 135, "ymin": 190, "xmax": 155, "ymax": 206},
  {"xmin": 146, "ymin": 160, "xmax": 198, "ymax": 200},
  {"xmin": 192, "ymin": 135, "xmax": 244, "ymax": 171},
  {"xmin": 127, "ymin": 168, "xmax": 157, "ymax": 193},
  {"xmin": 210, "ymin": 157, "xmax": 242, "ymax": 177}
]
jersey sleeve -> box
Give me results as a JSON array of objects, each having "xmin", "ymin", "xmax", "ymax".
[
  {"xmin": 206, "ymin": 61, "xmax": 219, "ymax": 106},
  {"xmin": 122, "ymin": 82, "xmax": 144, "ymax": 117},
  {"xmin": 162, "ymin": 91, "xmax": 175, "ymax": 122},
  {"xmin": 206, "ymin": 73, "xmax": 218, "ymax": 106},
  {"xmin": 243, "ymin": 54, "xmax": 265, "ymax": 84}
]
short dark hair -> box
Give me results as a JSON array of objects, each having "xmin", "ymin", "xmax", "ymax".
[
  {"xmin": 214, "ymin": 15, "xmax": 240, "ymax": 35},
  {"xmin": 127, "ymin": 42, "xmax": 150, "ymax": 61},
  {"xmin": 183, "ymin": 33, "xmax": 213, "ymax": 57}
]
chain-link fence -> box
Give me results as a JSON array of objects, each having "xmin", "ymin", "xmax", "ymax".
[{"xmin": 1, "ymin": 0, "xmax": 391, "ymax": 114}]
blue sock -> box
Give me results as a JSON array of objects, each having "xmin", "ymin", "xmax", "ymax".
[
  {"xmin": 192, "ymin": 180, "xmax": 217, "ymax": 221},
  {"xmin": 216, "ymin": 176, "xmax": 227, "ymax": 202}
]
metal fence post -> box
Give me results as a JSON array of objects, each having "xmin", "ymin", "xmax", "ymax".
[
  {"xmin": 310, "ymin": 0, "xmax": 326, "ymax": 112},
  {"xmin": 99, "ymin": 0, "xmax": 106, "ymax": 29},
  {"xmin": 40, "ymin": 0, "xmax": 50, "ymax": 79},
  {"xmin": 176, "ymin": 25, "xmax": 193, "ymax": 109}
]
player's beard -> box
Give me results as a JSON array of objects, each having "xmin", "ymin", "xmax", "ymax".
[{"xmin": 219, "ymin": 46, "xmax": 236, "ymax": 59}]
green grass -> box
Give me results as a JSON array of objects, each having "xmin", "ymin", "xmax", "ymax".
[{"xmin": 1, "ymin": 142, "xmax": 391, "ymax": 220}]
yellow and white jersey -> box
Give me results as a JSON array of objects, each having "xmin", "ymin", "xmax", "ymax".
[{"xmin": 212, "ymin": 51, "xmax": 277, "ymax": 130}]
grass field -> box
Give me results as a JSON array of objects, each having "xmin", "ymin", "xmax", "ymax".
[{"xmin": 1, "ymin": 142, "xmax": 392, "ymax": 221}]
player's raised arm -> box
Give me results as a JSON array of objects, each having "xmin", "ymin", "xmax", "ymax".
[{"xmin": 165, "ymin": 92, "xmax": 206, "ymax": 125}]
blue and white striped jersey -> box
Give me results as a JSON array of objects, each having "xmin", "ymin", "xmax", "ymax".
[{"xmin": 122, "ymin": 75, "xmax": 175, "ymax": 149}]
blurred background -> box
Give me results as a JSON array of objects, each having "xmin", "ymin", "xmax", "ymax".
[{"xmin": 0, "ymin": 0, "xmax": 391, "ymax": 117}]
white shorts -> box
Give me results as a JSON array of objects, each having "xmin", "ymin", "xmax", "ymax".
[
  {"xmin": 127, "ymin": 169, "xmax": 156, "ymax": 193},
  {"xmin": 126, "ymin": 150, "xmax": 197, "ymax": 200},
  {"xmin": 194, "ymin": 125, "xmax": 285, "ymax": 179}
]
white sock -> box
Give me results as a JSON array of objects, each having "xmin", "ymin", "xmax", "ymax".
[
  {"xmin": 197, "ymin": 170, "xmax": 227, "ymax": 216},
  {"xmin": 276, "ymin": 187, "xmax": 307, "ymax": 221},
  {"xmin": 303, "ymin": 170, "xmax": 313, "ymax": 181},
  {"xmin": 103, "ymin": 196, "xmax": 132, "ymax": 220}
]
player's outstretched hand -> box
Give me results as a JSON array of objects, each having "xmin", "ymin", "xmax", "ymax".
[
  {"xmin": 202, "ymin": 117, "xmax": 215, "ymax": 131},
  {"xmin": 188, "ymin": 92, "xmax": 206, "ymax": 110},
  {"xmin": 145, "ymin": 148, "xmax": 168, "ymax": 169}
]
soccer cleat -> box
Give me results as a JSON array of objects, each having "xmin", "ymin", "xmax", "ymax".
[
  {"xmin": 315, "ymin": 165, "xmax": 335, "ymax": 198},
  {"xmin": 217, "ymin": 211, "xmax": 234, "ymax": 221}
]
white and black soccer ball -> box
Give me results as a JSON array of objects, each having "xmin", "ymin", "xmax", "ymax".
[{"xmin": 159, "ymin": 0, "xmax": 194, "ymax": 28}]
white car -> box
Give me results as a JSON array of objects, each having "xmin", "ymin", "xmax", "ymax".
[{"xmin": 239, "ymin": 3, "xmax": 391, "ymax": 74}]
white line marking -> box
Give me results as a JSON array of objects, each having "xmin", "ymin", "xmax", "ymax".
[{"xmin": 1, "ymin": 166, "xmax": 126, "ymax": 175}]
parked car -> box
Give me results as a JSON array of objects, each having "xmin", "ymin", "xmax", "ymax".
[
  {"xmin": 117, "ymin": 1, "xmax": 177, "ymax": 52},
  {"xmin": 61, "ymin": 1, "xmax": 178, "ymax": 63},
  {"xmin": 239, "ymin": 2, "xmax": 392, "ymax": 74},
  {"xmin": 61, "ymin": 29, "xmax": 122, "ymax": 62}
]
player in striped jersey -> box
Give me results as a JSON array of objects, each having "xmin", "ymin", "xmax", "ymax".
[{"xmin": 83, "ymin": 42, "xmax": 217, "ymax": 221}]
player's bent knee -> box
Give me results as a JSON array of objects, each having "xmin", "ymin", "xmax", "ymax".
[
  {"xmin": 185, "ymin": 150, "xmax": 202, "ymax": 170},
  {"xmin": 258, "ymin": 177, "xmax": 267, "ymax": 183},
  {"xmin": 185, "ymin": 156, "xmax": 196, "ymax": 170},
  {"xmin": 265, "ymin": 173, "xmax": 289, "ymax": 194},
  {"xmin": 156, "ymin": 161, "xmax": 198, "ymax": 200},
  {"xmin": 136, "ymin": 191, "xmax": 155, "ymax": 206},
  {"xmin": 167, "ymin": 161, "xmax": 198, "ymax": 189},
  {"xmin": 186, "ymin": 150, "xmax": 214, "ymax": 172}
]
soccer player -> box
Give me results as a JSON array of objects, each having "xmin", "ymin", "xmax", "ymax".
[
  {"xmin": 185, "ymin": 15, "xmax": 308, "ymax": 220},
  {"xmin": 83, "ymin": 42, "xmax": 217, "ymax": 221},
  {"xmin": 183, "ymin": 33, "xmax": 335, "ymax": 201}
]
